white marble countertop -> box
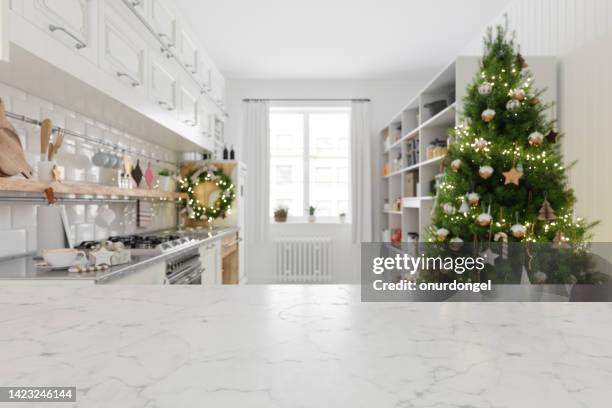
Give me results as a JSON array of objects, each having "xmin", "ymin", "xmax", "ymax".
[{"xmin": 1, "ymin": 285, "xmax": 611, "ymax": 408}]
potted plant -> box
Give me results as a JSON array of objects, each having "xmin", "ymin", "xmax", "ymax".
[
  {"xmin": 307, "ymin": 205, "xmax": 316, "ymax": 223},
  {"xmin": 274, "ymin": 206, "xmax": 288, "ymax": 223},
  {"xmin": 339, "ymin": 212, "xmax": 346, "ymax": 223},
  {"xmin": 157, "ymin": 169, "xmax": 175, "ymax": 192}
]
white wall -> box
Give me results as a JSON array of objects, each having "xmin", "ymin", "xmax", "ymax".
[
  {"xmin": 463, "ymin": 0, "xmax": 612, "ymax": 241},
  {"xmin": 226, "ymin": 79, "xmax": 428, "ymax": 283}
]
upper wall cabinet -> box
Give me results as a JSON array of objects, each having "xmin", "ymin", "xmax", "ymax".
[
  {"xmin": 150, "ymin": 53, "xmax": 178, "ymax": 114},
  {"xmin": 178, "ymin": 27, "xmax": 198, "ymax": 75},
  {"xmin": 23, "ymin": 0, "xmax": 97, "ymax": 63},
  {"xmin": 150, "ymin": 0, "xmax": 177, "ymax": 52},
  {"xmin": 99, "ymin": 1, "xmax": 147, "ymax": 95},
  {"xmin": 178, "ymin": 82, "xmax": 199, "ymax": 128},
  {"xmin": 1, "ymin": 1, "xmax": 8, "ymax": 62}
]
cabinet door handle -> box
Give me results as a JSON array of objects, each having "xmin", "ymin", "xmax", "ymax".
[
  {"xmin": 158, "ymin": 33, "xmax": 174, "ymax": 48},
  {"xmin": 158, "ymin": 100, "xmax": 174, "ymax": 111},
  {"xmin": 185, "ymin": 63, "xmax": 197, "ymax": 74},
  {"xmin": 116, "ymin": 72, "xmax": 140, "ymax": 87},
  {"xmin": 183, "ymin": 119, "xmax": 197, "ymax": 127},
  {"xmin": 49, "ymin": 24, "xmax": 87, "ymax": 50}
]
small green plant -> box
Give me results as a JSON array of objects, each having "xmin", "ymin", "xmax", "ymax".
[
  {"xmin": 158, "ymin": 168, "xmax": 171, "ymax": 177},
  {"xmin": 274, "ymin": 206, "xmax": 288, "ymax": 222},
  {"xmin": 274, "ymin": 206, "xmax": 288, "ymax": 216},
  {"xmin": 339, "ymin": 212, "xmax": 346, "ymax": 217},
  {"xmin": 308, "ymin": 206, "xmax": 316, "ymax": 216}
]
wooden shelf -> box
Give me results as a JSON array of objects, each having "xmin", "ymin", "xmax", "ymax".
[{"xmin": 0, "ymin": 178, "xmax": 186, "ymax": 200}]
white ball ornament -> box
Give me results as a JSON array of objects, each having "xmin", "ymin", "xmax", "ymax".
[
  {"xmin": 449, "ymin": 237, "xmax": 464, "ymax": 251},
  {"xmin": 477, "ymin": 213, "xmax": 493, "ymax": 227},
  {"xmin": 450, "ymin": 159, "xmax": 461, "ymax": 172},
  {"xmin": 528, "ymin": 131, "xmax": 544, "ymax": 146},
  {"xmin": 442, "ymin": 203, "xmax": 456, "ymax": 215},
  {"xmin": 479, "ymin": 165, "xmax": 494, "ymax": 179},
  {"xmin": 511, "ymin": 223, "xmax": 527, "ymax": 239},
  {"xmin": 534, "ymin": 271, "xmax": 548, "ymax": 284},
  {"xmin": 478, "ymin": 82, "xmax": 493, "ymax": 96},
  {"xmin": 467, "ymin": 192, "xmax": 480, "ymax": 206},
  {"xmin": 511, "ymin": 88, "xmax": 526, "ymax": 101},
  {"xmin": 481, "ymin": 109, "xmax": 496, "ymax": 123},
  {"xmin": 473, "ymin": 139, "xmax": 489, "ymax": 151},
  {"xmin": 435, "ymin": 228, "xmax": 450, "ymax": 242},
  {"xmin": 506, "ymin": 99, "xmax": 521, "ymax": 111}
]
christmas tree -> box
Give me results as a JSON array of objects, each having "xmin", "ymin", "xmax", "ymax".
[{"xmin": 428, "ymin": 22, "xmax": 598, "ymax": 284}]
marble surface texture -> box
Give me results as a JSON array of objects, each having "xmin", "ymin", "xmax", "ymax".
[{"xmin": 1, "ymin": 285, "xmax": 611, "ymax": 407}]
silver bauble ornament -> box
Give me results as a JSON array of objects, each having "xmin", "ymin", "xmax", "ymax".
[
  {"xmin": 528, "ymin": 131, "xmax": 544, "ymax": 146},
  {"xmin": 478, "ymin": 82, "xmax": 493, "ymax": 96},
  {"xmin": 449, "ymin": 237, "xmax": 464, "ymax": 251},
  {"xmin": 511, "ymin": 223, "xmax": 527, "ymax": 239},
  {"xmin": 506, "ymin": 99, "xmax": 521, "ymax": 111},
  {"xmin": 479, "ymin": 165, "xmax": 494, "ymax": 179},
  {"xmin": 477, "ymin": 213, "xmax": 492, "ymax": 227},
  {"xmin": 481, "ymin": 109, "xmax": 496, "ymax": 123},
  {"xmin": 442, "ymin": 203, "xmax": 456, "ymax": 215},
  {"xmin": 467, "ymin": 192, "xmax": 480, "ymax": 206},
  {"xmin": 451, "ymin": 159, "xmax": 461, "ymax": 172},
  {"xmin": 435, "ymin": 228, "xmax": 449, "ymax": 242}
]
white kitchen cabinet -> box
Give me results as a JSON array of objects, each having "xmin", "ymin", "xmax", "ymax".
[
  {"xmin": 106, "ymin": 262, "xmax": 166, "ymax": 285},
  {"xmin": 178, "ymin": 27, "xmax": 198, "ymax": 75},
  {"xmin": 149, "ymin": 53, "xmax": 178, "ymax": 114},
  {"xmin": 99, "ymin": 1, "xmax": 147, "ymax": 95},
  {"xmin": 0, "ymin": 0, "xmax": 7, "ymax": 62},
  {"xmin": 23, "ymin": 0, "xmax": 97, "ymax": 64},
  {"xmin": 198, "ymin": 56, "xmax": 212, "ymax": 91},
  {"xmin": 199, "ymin": 240, "xmax": 221, "ymax": 285},
  {"xmin": 150, "ymin": 0, "xmax": 177, "ymax": 52},
  {"xmin": 210, "ymin": 69, "xmax": 226, "ymax": 107},
  {"xmin": 178, "ymin": 82, "xmax": 199, "ymax": 128}
]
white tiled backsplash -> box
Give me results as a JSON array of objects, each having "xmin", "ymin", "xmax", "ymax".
[{"xmin": 0, "ymin": 81, "xmax": 179, "ymax": 257}]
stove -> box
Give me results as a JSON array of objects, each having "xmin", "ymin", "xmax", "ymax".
[
  {"xmin": 78, "ymin": 233, "xmax": 196, "ymax": 256},
  {"xmin": 108, "ymin": 234, "xmax": 196, "ymax": 255}
]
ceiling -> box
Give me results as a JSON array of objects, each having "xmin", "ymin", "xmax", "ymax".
[{"xmin": 174, "ymin": 0, "xmax": 512, "ymax": 80}]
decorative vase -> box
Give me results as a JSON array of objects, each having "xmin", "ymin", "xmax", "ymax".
[
  {"xmin": 308, "ymin": 215, "xmax": 316, "ymax": 223},
  {"xmin": 274, "ymin": 213, "xmax": 287, "ymax": 223},
  {"xmin": 158, "ymin": 176, "xmax": 174, "ymax": 192},
  {"xmin": 339, "ymin": 214, "xmax": 346, "ymax": 223}
]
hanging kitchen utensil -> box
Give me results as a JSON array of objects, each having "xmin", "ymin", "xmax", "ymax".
[
  {"xmin": 53, "ymin": 128, "xmax": 64, "ymax": 157},
  {"xmin": 144, "ymin": 162, "xmax": 155, "ymax": 189},
  {"xmin": 0, "ymin": 98, "xmax": 33, "ymax": 178},
  {"xmin": 131, "ymin": 159, "xmax": 143, "ymax": 187},
  {"xmin": 48, "ymin": 142, "xmax": 55, "ymax": 161},
  {"xmin": 123, "ymin": 156, "xmax": 133, "ymax": 176},
  {"xmin": 40, "ymin": 118, "xmax": 53, "ymax": 159}
]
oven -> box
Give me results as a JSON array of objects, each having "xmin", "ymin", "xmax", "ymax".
[{"xmin": 165, "ymin": 249, "xmax": 202, "ymax": 285}]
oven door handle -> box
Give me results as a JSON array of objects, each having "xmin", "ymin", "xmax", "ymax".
[{"xmin": 167, "ymin": 262, "xmax": 202, "ymax": 284}]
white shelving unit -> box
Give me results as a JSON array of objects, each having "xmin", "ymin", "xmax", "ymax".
[{"xmin": 379, "ymin": 56, "xmax": 557, "ymax": 244}]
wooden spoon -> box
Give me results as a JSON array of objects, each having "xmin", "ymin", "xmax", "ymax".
[{"xmin": 40, "ymin": 118, "xmax": 53, "ymax": 158}]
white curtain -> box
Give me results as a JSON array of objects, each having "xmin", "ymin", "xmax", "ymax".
[
  {"xmin": 350, "ymin": 101, "xmax": 373, "ymax": 243},
  {"xmin": 243, "ymin": 100, "xmax": 270, "ymax": 242}
]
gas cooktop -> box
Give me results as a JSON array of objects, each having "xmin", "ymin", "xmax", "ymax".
[{"xmin": 78, "ymin": 233, "xmax": 196, "ymax": 255}]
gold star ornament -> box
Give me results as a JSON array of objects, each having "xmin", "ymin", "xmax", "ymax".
[{"xmin": 503, "ymin": 166, "xmax": 523, "ymax": 186}]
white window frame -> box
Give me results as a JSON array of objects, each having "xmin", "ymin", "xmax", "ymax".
[{"xmin": 270, "ymin": 103, "xmax": 351, "ymax": 224}]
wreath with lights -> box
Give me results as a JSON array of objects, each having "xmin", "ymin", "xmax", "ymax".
[{"xmin": 179, "ymin": 165, "xmax": 236, "ymax": 221}]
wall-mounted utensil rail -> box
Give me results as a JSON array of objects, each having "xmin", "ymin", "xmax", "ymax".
[
  {"xmin": 120, "ymin": 0, "xmax": 228, "ymax": 117},
  {"xmin": 0, "ymin": 195, "xmax": 141, "ymax": 204},
  {"xmin": 5, "ymin": 111, "xmax": 177, "ymax": 167}
]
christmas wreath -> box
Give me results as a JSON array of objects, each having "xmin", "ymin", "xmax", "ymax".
[{"xmin": 179, "ymin": 165, "xmax": 236, "ymax": 221}]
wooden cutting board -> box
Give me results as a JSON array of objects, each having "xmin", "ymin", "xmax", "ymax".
[{"xmin": 0, "ymin": 98, "xmax": 32, "ymax": 178}]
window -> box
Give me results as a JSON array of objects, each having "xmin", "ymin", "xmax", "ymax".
[{"xmin": 270, "ymin": 106, "xmax": 350, "ymax": 222}]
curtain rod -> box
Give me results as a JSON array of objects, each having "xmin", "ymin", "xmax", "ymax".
[{"xmin": 242, "ymin": 98, "xmax": 370, "ymax": 102}]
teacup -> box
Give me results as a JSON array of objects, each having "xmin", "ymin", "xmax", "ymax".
[{"xmin": 43, "ymin": 248, "xmax": 87, "ymax": 268}]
